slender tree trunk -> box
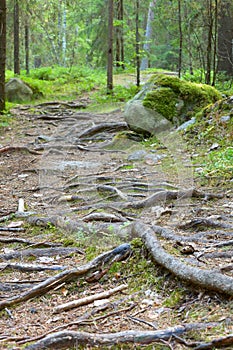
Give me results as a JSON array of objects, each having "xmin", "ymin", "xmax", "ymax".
[
  {"xmin": 136, "ymin": 0, "xmax": 140, "ymax": 86},
  {"xmin": 217, "ymin": 0, "xmax": 233, "ymax": 75},
  {"xmin": 0, "ymin": 0, "xmax": 6, "ymax": 112},
  {"xmin": 177, "ymin": 0, "xmax": 183, "ymax": 77},
  {"xmin": 25, "ymin": 19, "xmax": 30, "ymax": 75},
  {"xmin": 107, "ymin": 0, "xmax": 114, "ymax": 92},
  {"xmin": 205, "ymin": 0, "xmax": 213, "ymax": 84},
  {"xmin": 115, "ymin": 0, "xmax": 124, "ymax": 69},
  {"xmin": 212, "ymin": 0, "xmax": 218, "ymax": 85},
  {"xmin": 14, "ymin": 0, "xmax": 20, "ymax": 75},
  {"xmin": 115, "ymin": 0, "xmax": 121, "ymax": 67},
  {"xmin": 140, "ymin": 0, "xmax": 157, "ymax": 71},
  {"xmin": 62, "ymin": 0, "xmax": 67, "ymax": 66},
  {"xmin": 120, "ymin": 0, "xmax": 125, "ymax": 69}
]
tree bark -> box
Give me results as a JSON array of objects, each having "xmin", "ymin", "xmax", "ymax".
[
  {"xmin": 132, "ymin": 221, "xmax": 233, "ymax": 296},
  {"xmin": 0, "ymin": 0, "xmax": 6, "ymax": 112},
  {"xmin": 107, "ymin": 0, "xmax": 114, "ymax": 92},
  {"xmin": 135, "ymin": 0, "xmax": 140, "ymax": 86},
  {"xmin": 14, "ymin": 0, "xmax": 20, "ymax": 75},
  {"xmin": 217, "ymin": 0, "xmax": 233, "ymax": 75},
  {"xmin": 24, "ymin": 323, "xmax": 217, "ymax": 350},
  {"xmin": 25, "ymin": 18, "xmax": 30, "ymax": 74},
  {"xmin": 177, "ymin": 0, "xmax": 183, "ymax": 78}
]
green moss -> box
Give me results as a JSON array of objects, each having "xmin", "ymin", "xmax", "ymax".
[
  {"xmin": 143, "ymin": 73, "xmax": 222, "ymax": 124},
  {"xmin": 143, "ymin": 87, "xmax": 177, "ymax": 120}
]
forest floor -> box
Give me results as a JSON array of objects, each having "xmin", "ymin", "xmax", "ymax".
[{"xmin": 0, "ymin": 91, "xmax": 233, "ymax": 350}]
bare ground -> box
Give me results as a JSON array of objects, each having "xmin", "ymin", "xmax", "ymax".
[{"xmin": 0, "ymin": 100, "xmax": 233, "ymax": 350}]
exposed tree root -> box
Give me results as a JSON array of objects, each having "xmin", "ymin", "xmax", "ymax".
[
  {"xmin": 132, "ymin": 221, "xmax": 233, "ymax": 295},
  {"xmin": 24, "ymin": 323, "xmax": 217, "ymax": 350},
  {"xmin": 193, "ymin": 334, "xmax": 233, "ymax": 349},
  {"xmin": 0, "ymin": 262, "xmax": 67, "ymax": 272},
  {"xmin": 0, "ymin": 247, "xmax": 83, "ymax": 261},
  {"xmin": 77, "ymin": 121, "xmax": 128, "ymax": 139},
  {"xmin": 178, "ymin": 217, "xmax": 233, "ymax": 230},
  {"xmin": 0, "ymin": 244, "xmax": 131, "ymax": 310},
  {"xmin": 0, "ymin": 145, "xmax": 42, "ymax": 155}
]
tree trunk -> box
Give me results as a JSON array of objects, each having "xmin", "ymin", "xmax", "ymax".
[
  {"xmin": 140, "ymin": 0, "xmax": 157, "ymax": 71},
  {"xmin": 107, "ymin": 0, "xmax": 114, "ymax": 92},
  {"xmin": 205, "ymin": 0, "xmax": 213, "ymax": 84},
  {"xmin": 25, "ymin": 19, "xmax": 30, "ymax": 75},
  {"xmin": 212, "ymin": 0, "xmax": 218, "ymax": 85},
  {"xmin": 0, "ymin": 0, "xmax": 6, "ymax": 112},
  {"xmin": 14, "ymin": 0, "xmax": 20, "ymax": 75},
  {"xmin": 217, "ymin": 0, "xmax": 233, "ymax": 75},
  {"xmin": 135, "ymin": 0, "xmax": 140, "ymax": 87},
  {"xmin": 177, "ymin": 0, "xmax": 183, "ymax": 78},
  {"xmin": 115, "ymin": 0, "xmax": 124, "ymax": 69},
  {"xmin": 120, "ymin": 0, "xmax": 125, "ymax": 69}
]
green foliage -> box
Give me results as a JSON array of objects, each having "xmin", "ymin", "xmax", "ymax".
[
  {"xmin": 92, "ymin": 84, "xmax": 139, "ymax": 104},
  {"xmin": 163, "ymin": 289, "xmax": 184, "ymax": 308},
  {"xmin": 202, "ymin": 147, "xmax": 233, "ymax": 178}
]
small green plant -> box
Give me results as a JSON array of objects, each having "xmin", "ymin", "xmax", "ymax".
[{"xmin": 202, "ymin": 147, "xmax": 233, "ymax": 178}]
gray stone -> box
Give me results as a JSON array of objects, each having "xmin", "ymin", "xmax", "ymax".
[
  {"xmin": 176, "ymin": 117, "xmax": 196, "ymax": 131},
  {"xmin": 5, "ymin": 78, "xmax": 33, "ymax": 102},
  {"xmin": 124, "ymin": 100, "xmax": 171, "ymax": 135},
  {"xmin": 220, "ymin": 115, "xmax": 230, "ymax": 123},
  {"xmin": 127, "ymin": 149, "xmax": 147, "ymax": 161}
]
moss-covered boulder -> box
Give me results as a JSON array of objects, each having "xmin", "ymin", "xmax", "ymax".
[{"xmin": 124, "ymin": 73, "xmax": 222, "ymax": 135}]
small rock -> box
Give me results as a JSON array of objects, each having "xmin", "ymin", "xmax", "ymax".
[
  {"xmin": 176, "ymin": 117, "xmax": 196, "ymax": 131},
  {"xmin": 220, "ymin": 115, "xmax": 230, "ymax": 123},
  {"xmin": 208, "ymin": 142, "xmax": 219, "ymax": 151},
  {"xmin": 127, "ymin": 150, "xmax": 147, "ymax": 161}
]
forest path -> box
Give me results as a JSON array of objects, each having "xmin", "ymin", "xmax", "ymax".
[{"xmin": 0, "ymin": 101, "xmax": 233, "ymax": 349}]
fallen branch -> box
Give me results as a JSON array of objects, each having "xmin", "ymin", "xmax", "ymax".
[
  {"xmin": 24, "ymin": 323, "xmax": 217, "ymax": 350},
  {"xmin": 19, "ymin": 301, "xmax": 136, "ymax": 345},
  {"xmin": 54, "ymin": 284, "xmax": 127, "ymax": 313},
  {"xmin": 132, "ymin": 221, "xmax": 233, "ymax": 295},
  {"xmin": 0, "ymin": 243, "xmax": 131, "ymax": 310}
]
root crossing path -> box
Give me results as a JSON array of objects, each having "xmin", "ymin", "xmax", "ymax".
[{"xmin": 0, "ymin": 102, "xmax": 232, "ymax": 349}]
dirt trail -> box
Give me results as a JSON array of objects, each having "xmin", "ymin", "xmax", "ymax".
[{"xmin": 0, "ymin": 102, "xmax": 233, "ymax": 349}]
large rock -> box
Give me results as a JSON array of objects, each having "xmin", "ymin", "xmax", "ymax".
[
  {"xmin": 5, "ymin": 78, "xmax": 33, "ymax": 102},
  {"xmin": 124, "ymin": 73, "xmax": 222, "ymax": 135},
  {"xmin": 124, "ymin": 99, "xmax": 171, "ymax": 135}
]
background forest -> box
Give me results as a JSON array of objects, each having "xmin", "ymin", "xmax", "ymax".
[{"xmin": 4, "ymin": 0, "xmax": 233, "ymax": 84}]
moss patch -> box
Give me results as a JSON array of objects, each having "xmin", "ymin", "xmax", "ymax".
[
  {"xmin": 143, "ymin": 73, "xmax": 222, "ymax": 124},
  {"xmin": 143, "ymin": 87, "xmax": 178, "ymax": 120}
]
